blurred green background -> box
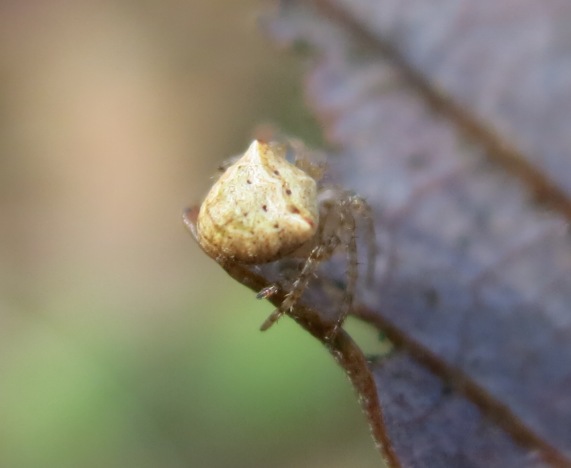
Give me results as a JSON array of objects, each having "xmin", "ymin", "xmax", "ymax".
[{"xmin": 0, "ymin": 1, "xmax": 380, "ymax": 467}]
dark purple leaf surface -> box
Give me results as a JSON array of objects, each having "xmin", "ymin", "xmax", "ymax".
[{"xmin": 259, "ymin": 1, "xmax": 571, "ymax": 466}]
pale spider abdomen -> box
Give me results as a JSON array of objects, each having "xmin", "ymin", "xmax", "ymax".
[{"xmin": 197, "ymin": 140, "xmax": 319, "ymax": 264}]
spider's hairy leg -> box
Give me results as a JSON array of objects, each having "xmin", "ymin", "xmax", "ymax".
[
  {"xmin": 260, "ymin": 202, "xmax": 336, "ymax": 331},
  {"xmin": 259, "ymin": 192, "xmax": 377, "ymax": 335},
  {"xmin": 329, "ymin": 197, "xmax": 359, "ymax": 339},
  {"xmin": 256, "ymin": 258, "xmax": 304, "ymax": 315},
  {"xmin": 350, "ymin": 195, "xmax": 377, "ymax": 286},
  {"xmin": 259, "ymin": 308, "xmax": 283, "ymax": 331},
  {"xmin": 259, "ymin": 236, "xmax": 341, "ymax": 330},
  {"xmin": 256, "ymin": 284, "xmax": 279, "ymax": 300}
]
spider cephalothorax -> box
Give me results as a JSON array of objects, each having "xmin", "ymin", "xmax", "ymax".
[{"xmin": 185, "ymin": 139, "xmax": 376, "ymax": 336}]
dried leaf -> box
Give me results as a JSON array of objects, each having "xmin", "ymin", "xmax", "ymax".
[
  {"xmin": 257, "ymin": 1, "xmax": 571, "ymax": 466},
  {"xmin": 183, "ymin": 1, "xmax": 571, "ymax": 466}
]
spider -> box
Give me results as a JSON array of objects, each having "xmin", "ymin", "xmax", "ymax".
[{"xmin": 183, "ymin": 138, "xmax": 376, "ymax": 337}]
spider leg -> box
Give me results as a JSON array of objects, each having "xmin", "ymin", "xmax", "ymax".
[
  {"xmin": 260, "ymin": 201, "xmax": 337, "ymax": 331},
  {"xmin": 260, "ymin": 194, "xmax": 377, "ymax": 335},
  {"xmin": 256, "ymin": 284, "xmax": 280, "ymax": 300},
  {"xmin": 260, "ymin": 233, "xmax": 341, "ymax": 330},
  {"xmin": 327, "ymin": 194, "xmax": 376, "ymax": 339},
  {"xmin": 259, "ymin": 308, "xmax": 284, "ymax": 331},
  {"xmin": 350, "ymin": 195, "xmax": 377, "ymax": 286},
  {"xmin": 328, "ymin": 197, "xmax": 359, "ymax": 338}
]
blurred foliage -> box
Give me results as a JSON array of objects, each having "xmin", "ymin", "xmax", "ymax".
[{"xmin": 0, "ymin": 1, "xmax": 378, "ymax": 467}]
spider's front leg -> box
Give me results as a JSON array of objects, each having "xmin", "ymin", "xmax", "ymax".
[
  {"xmin": 327, "ymin": 193, "xmax": 377, "ymax": 338},
  {"xmin": 256, "ymin": 284, "xmax": 280, "ymax": 300},
  {"xmin": 330, "ymin": 197, "xmax": 359, "ymax": 338},
  {"xmin": 349, "ymin": 195, "xmax": 377, "ymax": 286},
  {"xmin": 259, "ymin": 201, "xmax": 337, "ymax": 331},
  {"xmin": 259, "ymin": 233, "xmax": 341, "ymax": 331}
]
